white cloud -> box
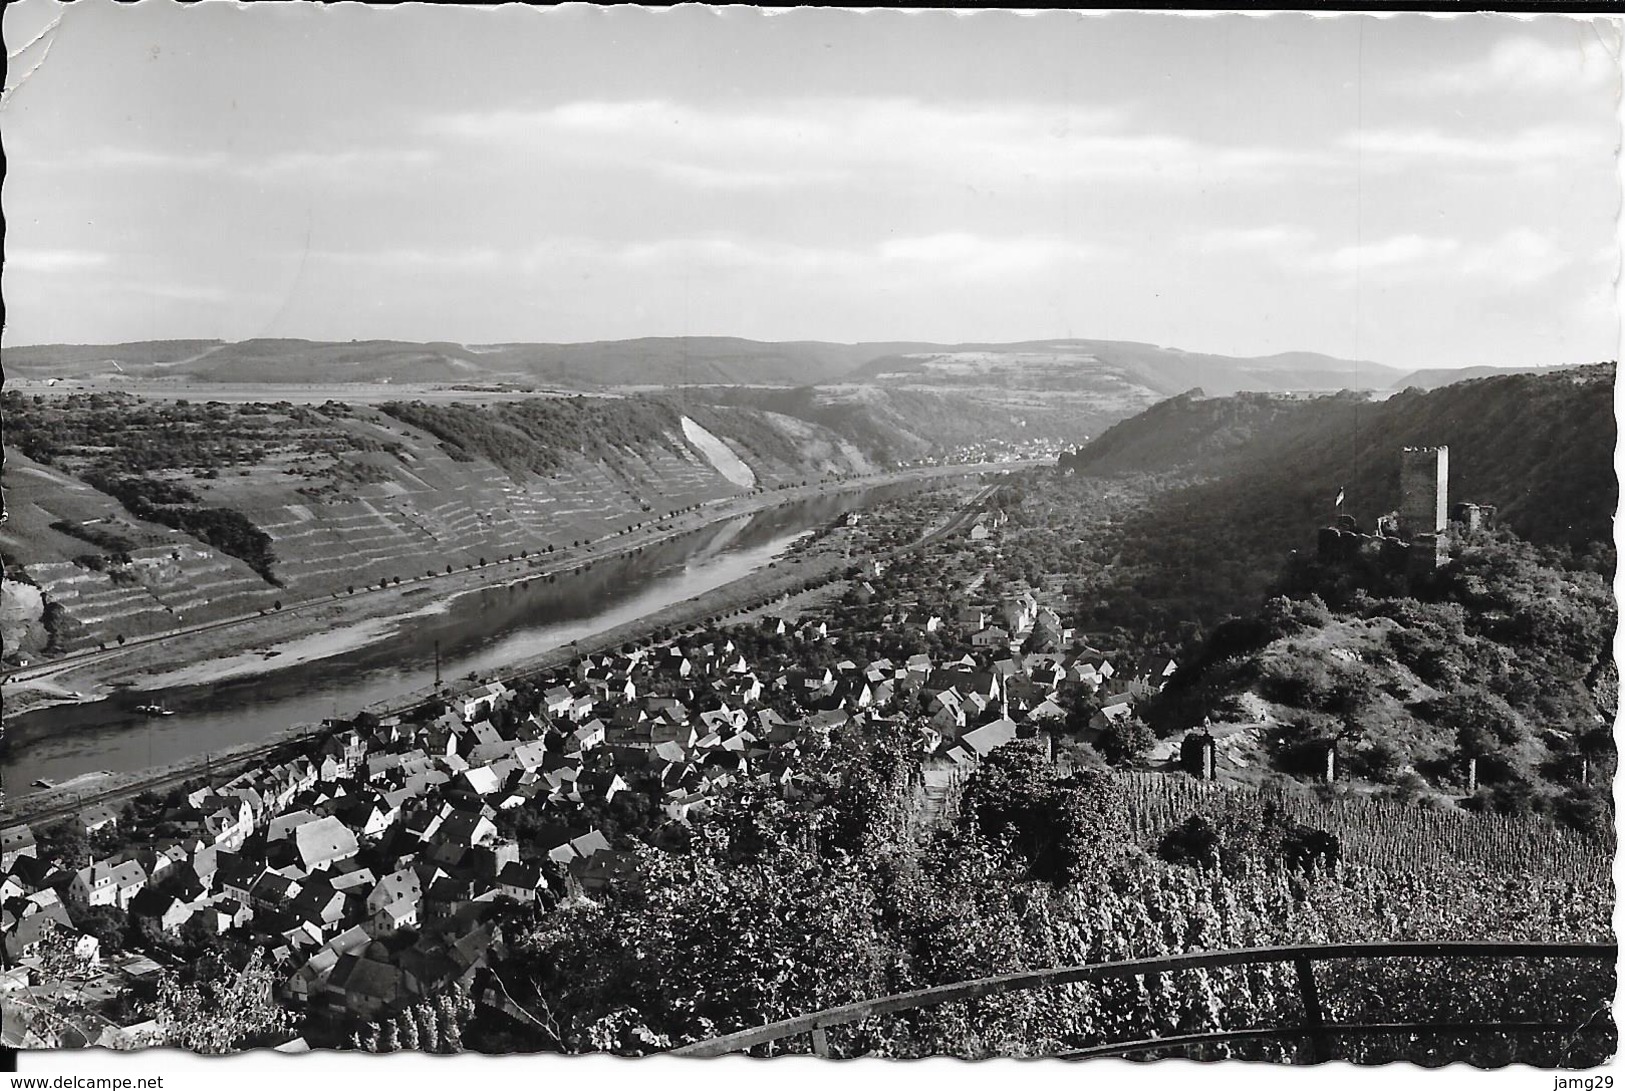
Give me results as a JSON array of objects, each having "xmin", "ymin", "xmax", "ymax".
[
  {"xmin": 1456, "ymin": 228, "xmax": 1570, "ymax": 288},
  {"xmin": 1298, "ymin": 229, "xmax": 1572, "ymax": 289},
  {"xmin": 1346, "ymin": 124, "xmax": 1617, "ymax": 168},
  {"xmin": 257, "ymin": 148, "xmax": 436, "ymax": 177},
  {"xmin": 316, "ymin": 232, "xmax": 1108, "ymax": 285},
  {"xmin": 1308, "ymin": 235, "xmax": 1461, "ymax": 277},
  {"xmin": 27, "ymin": 144, "xmax": 436, "ymax": 183},
  {"xmin": 312, "ymin": 246, "xmax": 506, "ymax": 270},
  {"xmin": 875, "ymin": 233, "xmax": 1103, "ymax": 274},
  {"xmin": 1419, "ymin": 29, "xmax": 1621, "ymax": 96},
  {"xmin": 6, "ymin": 248, "xmax": 110, "ymax": 272},
  {"xmin": 124, "ymin": 281, "xmax": 278, "ymax": 304},
  {"xmin": 653, "ymin": 161, "xmax": 848, "ymax": 191},
  {"xmin": 1193, "ymin": 226, "xmax": 1317, "ymax": 254},
  {"xmin": 423, "ymin": 97, "xmax": 1326, "ymax": 189}
]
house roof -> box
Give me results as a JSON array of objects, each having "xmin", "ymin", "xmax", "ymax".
[
  {"xmin": 267, "ymin": 810, "xmax": 320, "ymax": 841},
  {"xmin": 293, "ymin": 817, "xmax": 359, "ymax": 869},
  {"xmin": 79, "ymin": 859, "xmax": 148, "ymax": 891},
  {"xmin": 377, "ymin": 897, "xmax": 417, "ymax": 924},
  {"xmin": 569, "ymin": 830, "xmax": 611, "ymax": 858},
  {"xmin": 369, "ymin": 868, "xmax": 422, "ymax": 908},
  {"xmin": 960, "ymin": 718, "xmax": 1019, "ymax": 758},
  {"xmin": 326, "ymin": 954, "xmax": 407, "ymax": 1005},
  {"xmin": 434, "ymin": 811, "xmax": 494, "ymax": 847},
  {"xmin": 461, "ymin": 766, "xmax": 503, "ymax": 795},
  {"xmin": 252, "ymin": 871, "xmax": 302, "ymax": 903},
  {"xmin": 330, "ymin": 867, "xmax": 376, "ymax": 893},
  {"xmin": 496, "ymin": 861, "xmax": 545, "ymax": 890}
]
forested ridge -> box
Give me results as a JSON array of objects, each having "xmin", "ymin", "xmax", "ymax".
[
  {"xmin": 1060, "ymin": 366, "xmax": 1615, "ymax": 551},
  {"xmin": 1049, "ymin": 366, "xmax": 1615, "ymax": 649},
  {"xmin": 1149, "ymin": 529, "xmax": 1615, "ymax": 823},
  {"xmin": 377, "ymin": 397, "xmax": 693, "ymax": 478}
]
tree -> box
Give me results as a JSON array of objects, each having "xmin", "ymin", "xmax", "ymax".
[
  {"xmin": 35, "ymin": 821, "xmax": 92, "ymax": 869},
  {"xmin": 73, "ymin": 905, "xmax": 128, "ymax": 954},
  {"xmin": 1158, "ymin": 815, "xmax": 1224, "ymax": 870},
  {"xmin": 350, "ymin": 1022, "xmax": 380, "ymax": 1052},
  {"xmin": 176, "ymin": 913, "xmax": 227, "ymax": 960},
  {"xmin": 414, "ymin": 1002, "xmax": 441, "ymax": 1052},
  {"xmin": 1348, "ymin": 738, "xmax": 1406, "ymax": 784},
  {"xmin": 6, "ymin": 922, "xmax": 107, "ymax": 1047},
  {"xmin": 1095, "ymin": 717, "xmax": 1154, "ymax": 767},
  {"xmin": 959, "ymin": 741, "xmax": 1125, "ymax": 886},
  {"xmin": 1428, "ymin": 689, "xmax": 1525, "ymax": 751},
  {"xmin": 151, "ymin": 950, "xmax": 292, "ymax": 1054},
  {"xmin": 434, "ymin": 985, "xmax": 474, "ymax": 1052},
  {"xmin": 395, "ymin": 1010, "xmax": 420, "ymax": 1050}
]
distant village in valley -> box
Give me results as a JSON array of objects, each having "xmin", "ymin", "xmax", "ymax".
[{"xmin": 1, "ymin": 484, "xmax": 1178, "ymax": 1048}]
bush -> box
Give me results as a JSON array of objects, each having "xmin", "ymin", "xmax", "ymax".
[
  {"xmin": 1158, "ymin": 798, "xmax": 1339, "ymax": 877},
  {"xmin": 1158, "ymin": 815, "xmax": 1223, "ymax": 870},
  {"xmin": 1094, "ymin": 718, "xmax": 1154, "ymax": 767},
  {"xmin": 1346, "ymin": 738, "xmax": 1406, "ymax": 784}
]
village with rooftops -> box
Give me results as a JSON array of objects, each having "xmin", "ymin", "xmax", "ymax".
[
  {"xmin": 4, "ymin": 6, "xmax": 1620, "ymax": 1071},
  {"xmin": 2, "ymin": 486, "xmax": 1178, "ymax": 1050}
]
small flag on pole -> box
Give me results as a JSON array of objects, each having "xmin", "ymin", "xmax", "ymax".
[{"xmin": 1334, "ymin": 488, "xmax": 1345, "ymax": 508}]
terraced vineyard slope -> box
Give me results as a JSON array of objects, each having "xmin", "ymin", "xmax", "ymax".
[{"xmin": 0, "ymin": 391, "xmax": 878, "ymax": 655}]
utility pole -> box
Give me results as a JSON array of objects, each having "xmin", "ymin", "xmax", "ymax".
[{"xmin": 434, "ymin": 640, "xmax": 442, "ymax": 690}]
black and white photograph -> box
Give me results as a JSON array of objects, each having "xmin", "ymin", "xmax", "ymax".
[{"xmin": 0, "ymin": 3, "xmax": 1619, "ymax": 1079}]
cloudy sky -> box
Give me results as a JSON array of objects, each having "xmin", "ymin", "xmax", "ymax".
[{"xmin": 3, "ymin": 4, "xmax": 1619, "ymax": 369}]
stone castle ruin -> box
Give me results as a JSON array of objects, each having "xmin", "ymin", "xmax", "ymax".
[{"xmin": 1317, "ymin": 446, "xmax": 1496, "ymax": 575}]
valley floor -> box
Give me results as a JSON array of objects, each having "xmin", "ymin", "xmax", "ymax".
[
  {"xmin": 0, "ymin": 468, "xmax": 997, "ymax": 825},
  {"xmin": 0, "ymin": 462, "xmax": 1032, "ymax": 721}
]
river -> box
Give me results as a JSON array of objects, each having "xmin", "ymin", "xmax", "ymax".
[{"xmin": 2, "ymin": 483, "xmax": 921, "ymax": 789}]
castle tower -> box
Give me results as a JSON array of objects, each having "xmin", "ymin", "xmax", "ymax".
[{"xmin": 1399, "ymin": 446, "xmax": 1448, "ymax": 539}]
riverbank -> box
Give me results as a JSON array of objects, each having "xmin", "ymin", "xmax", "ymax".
[
  {"xmin": 2, "ymin": 462, "xmax": 1036, "ymax": 720},
  {"xmin": 1, "ymin": 477, "xmax": 991, "ymax": 824}
]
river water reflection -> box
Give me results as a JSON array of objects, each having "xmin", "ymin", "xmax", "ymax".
[{"xmin": 3, "ymin": 484, "xmax": 919, "ymax": 788}]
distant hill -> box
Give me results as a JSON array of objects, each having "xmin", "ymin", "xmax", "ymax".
[
  {"xmin": 1061, "ymin": 366, "xmax": 1617, "ymax": 551},
  {"xmin": 7, "ymin": 336, "xmax": 1401, "ymax": 462},
  {"xmin": 849, "ymin": 340, "xmax": 1398, "ymax": 398},
  {"xmin": 2, "ymin": 340, "xmax": 226, "ymax": 375},
  {"xmin": 5, "ymin": 336, "xmax": 1394, "ymax": 394},
  {"xmin": 0, "ymin": 388, "xmax": 900, "ymax": 654},
  {"xmin": 1057, "ymin": 388, "xmax": 1362, "ymax": 476},
  {"xmin": 1389, "ymin": 363, "xmax": 1595, "ymax": 391},
  {"xmin": 1059, "ymin": 365, "xmax": 1616, "ymax": 656},
  {"xmin": 1, "ymin": 337, "xmax": 928, "ymax": 388}
]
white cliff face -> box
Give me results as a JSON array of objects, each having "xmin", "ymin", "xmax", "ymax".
[
  {"xmin": 679, "ymin": 416, "xmax": 757, "ymax": 489},
  {"xmin": 1, "ymin": 578, "xmax": 46, "ymax": 656}
]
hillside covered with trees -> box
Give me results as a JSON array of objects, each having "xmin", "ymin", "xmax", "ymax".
[
  {"xmin": 988, "ymin": 366, "xmax": 1616, "ymax": 817},
  {"xmin": 1149, "ymin": 528, "xmax": 1615, "ymax": 825},
  {"xmin": 464, "ymin": 731, "xmax": 1611, "ymax": 1062},
  {"xmin": 1054, "ymin": 366, "xmax": 1615, "ymax": 647}
]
